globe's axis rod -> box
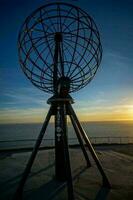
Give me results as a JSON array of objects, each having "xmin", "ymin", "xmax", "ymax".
[{"xmin": 53, "ymin": 32, "xmax": 64, "ymax": 95}]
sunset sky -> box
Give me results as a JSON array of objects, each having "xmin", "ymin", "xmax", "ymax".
[{"xmin": 0, "ymin": 0, "xmax": 133, "ymax": 124}]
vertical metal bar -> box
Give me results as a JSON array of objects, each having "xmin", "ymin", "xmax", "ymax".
[
  {"xmin": 58, "ymin": 43, "xmax": 64, "ymax": 76},
  {"xmin": 53, "ymin": 32, "xmax": 63, "ymax": 94},
  {"xmin": 55, "ymin": 105, "xmax": 67, "ymax": 181},
  {"xmin": 53, "ymin": 40, "xmax": 59, "ymax": 94},
  {"xmin": 68, "ymin": 103, "xmax": 111, "ymax": 188},
  {"xmin": 14, "ymin": 105, "xmax": 53, "ymax": 200},
  {"xmin": 61, "ymin": 103, "xmax": 74, "ymax": 200},
  {"xmin": 69, "ymin": 114, "xmax": 91, "ymax": 167}
]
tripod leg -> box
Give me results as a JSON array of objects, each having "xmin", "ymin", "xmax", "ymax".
[
  {"xmin": 68, "ymin": 103, "xmax": 111, "ymax": 188},
  {"xmin": 60, "ymin": 103, "xmax": 74, "ymax": 200},
  {"xmin": 69, "ymin": 114, "xmax": 91, "ymax": 167},
  {"xmin": 14, "ymin": 105, "xmax": 53, "ymax": 199}
]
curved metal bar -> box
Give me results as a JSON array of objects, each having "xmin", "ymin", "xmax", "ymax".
[{"xmin": 18, "ymin": 2, "xmax": 102, "ymax": 93}]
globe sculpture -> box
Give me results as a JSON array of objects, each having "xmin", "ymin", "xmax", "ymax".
[
  {"xmin": 18, "ymin": 2, "xmax": 102, "ymax": 93},
  {"xmin": 15, "ymin": 2, "xmax": 110, "ymax": 200}
]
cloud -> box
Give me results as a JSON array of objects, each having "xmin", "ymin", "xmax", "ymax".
[
  {"xmin": 0, "ymin": 87, "xmax": 48, "ymax": 108},
  {"xmin": 0, "ymin": 107, "xmax": 48, "ymax": 124},
  {"xmin": 105, "ymin": 50, "xmax": 133, "ymax": 62}
]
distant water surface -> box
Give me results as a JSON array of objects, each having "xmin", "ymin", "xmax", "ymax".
[{"xmin": 0, "ymin": 121, "xmax": 133, "ymax": 141}]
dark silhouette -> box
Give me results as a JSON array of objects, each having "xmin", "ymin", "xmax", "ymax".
[{"xmin": 14, "ymin": 2, "xmax": 111, "ymax": 200}]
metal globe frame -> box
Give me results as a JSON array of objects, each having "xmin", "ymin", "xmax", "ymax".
[
  {"xmin": 15, "ymin": 2, "xmax": 110, "ymax": 200},
  {"xmin": 18, "ymin": 2, "xmax": 102, "ymax": 94}
]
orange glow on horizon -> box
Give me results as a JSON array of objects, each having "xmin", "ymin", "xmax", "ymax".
[{"xmin": 1, "ymin": 104, "xmax": 133, "ymax": 124}]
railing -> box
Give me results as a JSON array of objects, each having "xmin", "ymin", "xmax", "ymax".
[{"xmin": 0, "ymin": 137, "xmax": 133, "ymax": 151}]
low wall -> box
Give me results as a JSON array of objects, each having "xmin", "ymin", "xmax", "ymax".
[{"xmin": 0, "ymin": 137, "xmax": 133, "ymax": 151}]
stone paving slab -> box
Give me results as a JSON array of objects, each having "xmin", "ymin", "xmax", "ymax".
[{"xmin": 0, "ymin": 146, "xmax": 133, "ymax": 200}]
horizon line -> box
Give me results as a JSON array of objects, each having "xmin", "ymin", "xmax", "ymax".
[{"xmin": 0, "ymin": 119, "xmax": 133, "ymax": 125}]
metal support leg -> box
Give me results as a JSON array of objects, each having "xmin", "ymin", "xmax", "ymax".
[
  {"xmin": 68, "ymin": 103, "xmax": 111, "ymax": 188},
  {"xmin": 61, "ymin": 103, "xmax": 74, "ymax": 200},
  {"xmin": 14, "ymin": 105, "xmax": 53, "ymax": 199},
  {"xmin": 69, "ymin": 114, "xmax": 91, "ymax": 167}
]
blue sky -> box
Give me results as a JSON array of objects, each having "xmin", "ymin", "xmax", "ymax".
[{"xmin": 0, "ymin": 0, "xmax": 133, "ymax": 123}]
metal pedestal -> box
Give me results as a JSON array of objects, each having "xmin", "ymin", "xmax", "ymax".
[{"xmin": 14, "ymin": 96, "xmax": 110, "ymax": 200}]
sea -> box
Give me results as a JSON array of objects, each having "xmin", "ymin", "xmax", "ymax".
[{"xmin": 0, "ymin": 121, "xmax": 133, "ymax": 149}]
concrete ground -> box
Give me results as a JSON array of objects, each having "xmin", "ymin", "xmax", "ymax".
[{"xmin": 0, "ymin": 145, "xmax": 133, "ymax": 200}]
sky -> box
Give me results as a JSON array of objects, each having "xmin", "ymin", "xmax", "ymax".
[{"xmin": 0, "ymin": 0, "xmax": 133, "ymax": 124}]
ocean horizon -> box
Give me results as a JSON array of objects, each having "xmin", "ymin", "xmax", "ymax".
[
  {"xmin": 0, "ymin": 120, "xmax": 133, "ymax": 149},
  {"xmin": 0, "ymin": 120, "xmax": 133, "ymax": 140}
]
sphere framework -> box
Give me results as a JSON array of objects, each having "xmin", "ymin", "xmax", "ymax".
[{"xmin": 18, "ymin": 2, "xmax": 102, "ymax": 93}]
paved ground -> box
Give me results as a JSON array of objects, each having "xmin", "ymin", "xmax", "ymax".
[{"xmin": 0, "ymin": 145, "xmax": 133, "ymax": 200}]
